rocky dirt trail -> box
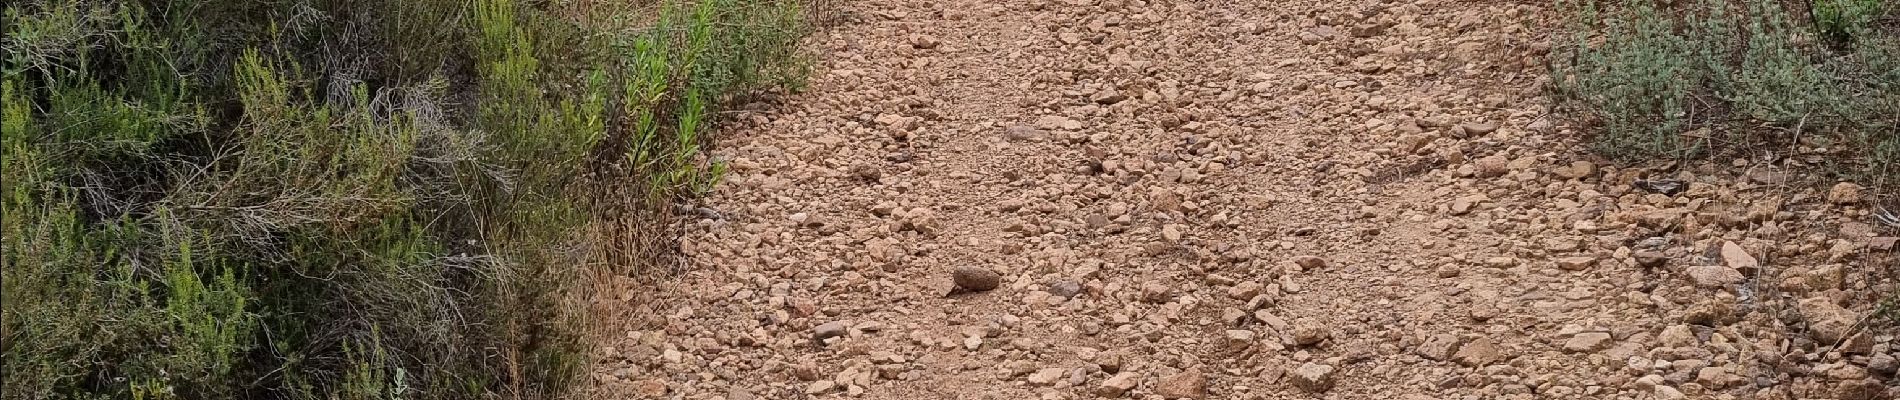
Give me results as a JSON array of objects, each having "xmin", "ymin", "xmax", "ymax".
[{"xmin": 590, "ymin": 0, "xmax": 1900, "ymax": 399}]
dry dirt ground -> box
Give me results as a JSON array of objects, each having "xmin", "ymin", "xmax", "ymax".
[{"xmin": 589, "ymin": 0, "xmax": 1900, "ymax": 399}]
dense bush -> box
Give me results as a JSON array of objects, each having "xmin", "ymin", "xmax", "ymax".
[
  {"xmin": 0, "ymin": 0, "xmax": 807, "ymax": 398},
  {"xmin": 1550, "ymin": 0, "xmax": 1898, "ymax": 188}
]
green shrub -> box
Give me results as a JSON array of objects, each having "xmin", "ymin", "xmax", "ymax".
[
  {"xmin": 1, "ymin": 0, "xmax": 810, "ymax": 399},
  {"xmin": 1551, "ymin": 0, "xmax": 1898, "ymax": 188}
]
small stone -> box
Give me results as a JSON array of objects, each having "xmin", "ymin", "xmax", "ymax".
[
  {"xmin": 1029, "ymin": 367, "xmax": 1067, "ymax": 385},
  {"xmin": 1652, "ymin": 385, "xmax": 1685, "ymax": 400},
  {"xmin": 1292, "ymin": 255, "xmax": 1328, "ymax": 269},
  {"xmin": 813, "ymin": 321, "xmax": 850, "ymax": 342},
  {"xmin": 1866, "ymin": 353, "xmax": 1897, "ymax": 376},
  {"xmin": 1719, "ymin": 241, "xmax": 1759, "ymax": 272},
  {"xmin": 1098, "ymin": 372, "xmax": 1140, "ymax": 397},
  {"xmin": 1453, "ymin": 337, "xmax": 1503, "ymax": 367},
  {"xmin": 1564, "ymin": 332, "xmax": 1613, "ymax": 352},
  {"xmin": 952, "ymin": 267, "xmax": 1002, "ymax": 293},
  {"xmin": 1695, "ymin": 366, "xmax": 1735, "ymax": 389},
  {"xmin": 1658, "ymin": 324, "xmax": 1696, "ymax": 347},
  {"xmin": 1153, "ymin": 368, "xmax": 1208, "ymax": 399},
  {"xmin": 805, "ymin": 380, "xmax": 836, "ymax": 394},
  {"xmin": 1828, "ymin": 182, "xmax": 1864, "ymax": 205},
  {"xmin": 1797, "ymin": 297, "xmax": 1856, "ymax": 343},
  {"xmin": 1140, "ymin": 281, "xmax": 1174, "ymax": 303},
  {"xmin": 1682, "ymin": 300, "xmax": 1738, "ymax": 326},
  {"xmin": 1475, "ymin": 155, "xmax": 1509, "ymax": 178},
  {"xmin": 1634, "ymin": 251, "xmax": 1669, "ymax": 268},
  {"xmin": 1092, "ymin": 89, "xmax": 1128, "ymax": 104},
  {"xmin": 1527, "ymin": 119, "xmax": 1556, "ymax": 133},
  {"xmin": 1460, "ymin": 122, "xmax": 1499, "ymax": 135},
  {"xmin": 1004, "ymin": 125, "xmax": 1047, "ymax": 142},
  {"xmin": 1227, "ymin": 281, "xmax": 1263, "ymax": 300},
  {"xmin": 1836, "ymin": 378, "xmax": 1885, "ymax": 400},
  {"xmin": 1449, "ymin": 198, "xmax": 1477, "ymax": 215},
  {"xmin": 1484, "ymin": 256, "xmax": 1519, "ymax": 268},
  {"xmin": 1416, "ymin": 334, "xmax": 1462, "ymax": 361},
  {"xmin": 1225, "ymin": 330, "xmax": 1256, "ymax": 349},
  {"xmin": 1557, "ymin": 160, "xmax": 1595, "ymax": 179},
  {"xmin": 1162, "ymin": 224, "xmax": 1184, "ymax": 242},
  {"xmin": 1048, "ymin": 279, "xmax": 1084, "ymax": 299},
  {"xmin": 1685, "ymin": 265, "xmax": 1744, "ymax": 288},
  {"xmin": 634, "ymin": 379, "xmax": 668, "ymax": 397},
  {"xmin": 1289, "ymin": 363, "xmax": 1337, "ymax": 393},
  {"xmin": 1293, "ymin": 322, "xmax": 1331, "ymax": 346},
  {"xmin": 1555, "ymin": 256, "xmax": 1598, "ymax": 270}
]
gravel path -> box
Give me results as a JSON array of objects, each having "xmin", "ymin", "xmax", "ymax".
[{"xmin": 590, "ymin": 0, "xmax": 1899, "ymax": 399}]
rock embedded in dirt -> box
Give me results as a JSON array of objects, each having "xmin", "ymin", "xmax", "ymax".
[
  {"xmin": 1004, "ymin": 124, "xmax": 1047, "ymax": 142},
  {"xmin": 1557, "ymin": 160, "xmax": 1595, "ymax": 179},
  {"xmin": 1153, "ymin": 368, "xmax": 1208, "ymax": 399},
  {"xmin": 1797, "ymin": 297, "xmax": 1856, "ymax": 343},
  {"xmin": 1290, "ymin": 363, "xmax": 1337, "ymax": 393},
  {"xmin": 1475, "ymin": 155, "xmax": 1510, "ymax": 178},
  {"xmin": 1225, "ymin": 330, "xmax": 1256, "ymax": 349},
  {"xmin": 1227, "ymin": 281, "xmax": 1263, "ymax": 300},
  {"xmin": 1563, "ymin": 332, "xmax": 1613, "ymax": 352},
  {"xmin": 805, "ymin": 380, "xmax": 836, "ymax": 394},
  {"xmin": 1416, "ymin": 334, "xmax": 1462, "ymax": 361},
  {"xmin": 634, "ymin": 379, "xmax": 668, "ymax": 397},
  {"xmin": 1459, "ymin": 122, "xmax": 1498, "ymax": 135},
  {"xmin": 1828, "ymin": 182, "xmax": 1864, "ymax": 204},
  {"xmin": 1140, "ymin": 281, "xmax": 1174, "ymax": 303},
  {"xmin": 1292, "ymin": 255, "xmax": 1328, "ymax": 269},
  {"xmin": 1555, "ymin": 256, "xmax": 1598, "ymax": 270},
  {"xmin": 1658, "ymin": 325, "xmax": 1696, "ymax": 347},
  {"xmin": 1634, "ymin": 251, "xmax": 1669, "ymax": 268},
  {"xmin": 1098, "ymin": 372, "xmax": 1140, "ymax": 398},
  {"xmin": 1719, "ymin": 241, "xmax": 1759, "ymax": 272},
  {"xmin": 1685, "ymin": 265, "xmax": 1744, "ymax": 288},
  {"xmin": 813, "ymin": 321, "xmax": 851, "ymax": 342},
  {"xmin": 1293, "ymin": 322, "xmax": 1331, "ymax": 346},
  {"xmin": 1028, "ymin": 367, "xmax": 1066, "ymax": 385},
  {"xmin": 952, "ymin": 267, "xmax": 1002, "ymax": 293},
  {"xmin": 1048, "ymin": 279, "xmax": 1084, "ymax": 299},
  {"xmin": 1452, "ymin": 337, "xmax": 1503, "ymax": 367}
]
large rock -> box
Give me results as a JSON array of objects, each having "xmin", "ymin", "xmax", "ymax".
[
  {"xmin": 1289, "ymin": 363, "xmax": 1337, "ymax": 393},
  {"xmin": 1153, "ymin": 368, "xmax": 1208, "ymax": 399},
  {"xmin": 952, "ymin": 267, "xmax": 1001, "ymax": 293},
  {"xmin": 1798, "ymin": 297, "xmax": 1856, "ymax": 343},
  {"xmin": 1452, "ymin": 337, "xmax": 1503, "ymax": 367},
  {"xmin": 1097, "ymin": 372, "xmax": 1140, "ymax": 398},
  {"xmin": 1415, "ymin": 334, "xmax": 1462, "ymax": 361}
]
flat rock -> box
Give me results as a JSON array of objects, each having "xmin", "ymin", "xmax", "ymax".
[
  {"xmin": 1563, "ymin": 332, "xmax": 1613, "ymax": 352},
  {"xmin": 1452, "ymin": 337, "xmax": 1503, "ymax": 366},
  {"xmin": 1098, "ymin": 372, "xmax": 1140, "ymax": 398},
  {"xmin": 1797, "ymin": 297, "xmax": 1856, "ymax": 343},
  {"xmin": 1028, "ymin": 367, "xmax": 1066, "ymax": 385},
  {"xmin": 1153, "ymin": 368, "xmax": 1208, "ymax": 399},
  {"xmin": 1415, "ymin": 333, "xmax": 1462, "ymax": 361},
  {"xmin": 1685, "ymin": 265, "xmax": 1744, "ymax": 288},
  {"xmin": 1290, "ymin": 363, "xmax": 1337, "ymax": 393},
  {"xmin": 1719, "ymin": 241, "xmax": 1758, "ymax": 272}
]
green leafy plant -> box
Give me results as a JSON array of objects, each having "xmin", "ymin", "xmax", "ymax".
[
  {"xmin": 2, "ymin": 0, "xmax": 815, "ymax": 398},
  {"xmin": 1552, "ymin": 0, "xmax": 1898, "ymax": 188}
]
